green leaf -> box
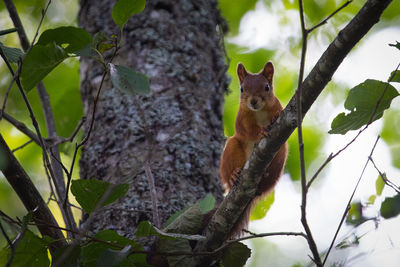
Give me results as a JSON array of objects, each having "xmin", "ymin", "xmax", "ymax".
[
  {"xmin": 380, "ymin": 194, "xmax": 400, "ymax": 219},
  {"xmin": 329, "ymin": 79, "xmax": 399, "ymax": 134},
  {"xmin": 97, "ymin": 246, "xmax": 131, "ymax": 267},
  {"xmin": 163, "ymin": 205, "xmax": 203, "ymax": 235},
  {"xmin": 0, "ymin": 42, "xmax": 24, "ymax": 62},
  {"xmin": 81, "ymin": 230, "xmax": 147, "ymax": 267},
  {"xmin": 53, "ymin": 245, "xmax": 81, "ymax": 267},
  {"xmin": 158, "ymin": 238, "xmax": 195, "ymax": 267},
  {"xmin": 164, "ymin": 207, "xmax": 189, "ymax": 228},
  {"xmin": 112, "ymin": 0, "xmax": 146, "ymax": 29},
  {"xmin": 137, "ymin": 221, "xmax": 205, "ymax": 241},
  {"xmin": 368, "ymin": 195, "xmax": 376, "ymax": 205},
  {"xmin": 70, "ymin": 178, "xmax": 129, "ymax": 213},
  {"xmin": 221, "ymin": 242, "xmax": 251, "ymax": 267},
  {"xmin": 37, "ymin": 26, "xmax": 92, "ymax": 54},
  {"xmin": 164, "ymin": 194, "xmax": 215, "ymax": 228},
  {"xmin": 197, "ymin": 193, "xmax": 215, "ymax": 214},
  {"xmin": 335, "ymin": 233, "xmax": 360, "ymax": 249},
  {"xmin": 0, "ymin": 230, "xmax": 51, "ymax": 267},
  {"xmin": 376, "ymin": 175, "xmax": 385, "ymax": 196},
  {"xmin": 250, "ymin": 191, "xmax": 274, "ymax": 221},
  {"xmin": 389, "ymin": 70, "xmax": 400, "ymax": 83},
  {"xmin": 346, "ymin": 202, "xmax": 367, "ymax": 226},
  {"xmin": 109, "ymin": 64, "xmax": 150, "ymax": 95},
  {"xmin": 93, "ymin": 32, "xmax": 109, "ymax": 48},
  {"xmin": 20, "ymin": 42, "xmax": 68, "ymax": 92}
]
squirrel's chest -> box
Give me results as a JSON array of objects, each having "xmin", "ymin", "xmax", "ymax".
[
  {"xmin": 244, "ymin": 110, "xmax": 271, "ymax": 160},
  {"xmin": 255, "ymin": 109, "xmax": 271, "ymax": 128}
]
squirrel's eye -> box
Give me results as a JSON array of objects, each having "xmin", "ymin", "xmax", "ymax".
[
  {"xmin": 240, "ymin": 86, "xmax": 243, "ymax": 93},
  {"xmin": 265, "ymin": 84, "xmax": 270, "ymax": 91}
]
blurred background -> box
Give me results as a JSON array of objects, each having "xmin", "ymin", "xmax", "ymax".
[{"xmin": 1, "ymin": 0, "xmax": 400, "ymax": 266}]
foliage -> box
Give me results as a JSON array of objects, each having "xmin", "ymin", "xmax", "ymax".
[
  {"xmin": 0, "ymin": 230, "xmax": 52, "ymax": 267},
  {"xmin": 1, "ymin": 0, "xmax": 400, "ymax": 266},
  {"xmin": 112, "ymin": 0, "xmax": 146, "ymax": 30},
  {"xmin": 329, "ymin": 79, "xmax": 399, "ymax": 135},
  {"xmin": 70, "ymin": 178, "xmax": 129, "ymax": 214}
]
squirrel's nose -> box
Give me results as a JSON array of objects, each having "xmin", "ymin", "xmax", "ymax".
[{"xmin": 250, "ymin": 99, "xmax": 257, "ymax": 106}]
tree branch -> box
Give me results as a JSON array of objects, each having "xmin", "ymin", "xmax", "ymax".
[
  {"xmin": 0, "ymin": 133, "xmax": 66, "ymax": 251},
  {"xmin": 4, "ymin": 0, "xmax": 77, "ymax": 236},
  {"xmin": 0, "ymin": 109, "xmax": 41, "ymax": 145},
  {"xmin": 322, "ymin": 136, "xmax": 380, "ymax": 265},
  {"xmin": 308, "ymin": 1, "xmax": 353, "ymax": 33},
  {"xmin": 297, "ymin": 0, "xmax": 322, "ymax": 264},
  {"xmin": 194, "ymin": 0, "xmax": 393, "ymax": 264}
]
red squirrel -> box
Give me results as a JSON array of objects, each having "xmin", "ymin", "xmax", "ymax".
[{"xmin": 219, "ymin": 61, "xmax": 288, "ymax": 237}]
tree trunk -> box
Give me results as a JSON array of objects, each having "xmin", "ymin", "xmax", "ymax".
[{"xmin": 78, "ymin": 0, "xmax": 227, "ymax": 238}]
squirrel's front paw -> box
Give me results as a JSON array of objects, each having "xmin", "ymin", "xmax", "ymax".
[
  {"xmin": 259, "ymin": 128, "xmax": 270, "ymax": 139},
  {"xmin": 232, "ymin": 168, "xmax": 243, "ymax": 187}
]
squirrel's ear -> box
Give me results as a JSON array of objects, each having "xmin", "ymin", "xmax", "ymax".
[
  {"xmin": 262, "ymin": 61, "xmax": 274, "ymax": 82},
  {"xmin": 237, "ymin": 63, "xmax": 248, "ymax": 84}
]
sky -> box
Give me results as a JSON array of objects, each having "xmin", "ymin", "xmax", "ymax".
[{"xmin": 229, "ymin": 1, "xmax": 400, "ymax": 266}]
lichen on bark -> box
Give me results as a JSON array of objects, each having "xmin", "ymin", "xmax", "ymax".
[{"xmin": 78, "ymin": 0, "xmax": 228, "ymax": 238}]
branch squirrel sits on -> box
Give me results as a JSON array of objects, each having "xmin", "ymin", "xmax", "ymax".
[{"xmin": 219, "ymin": 61, "xmax": 288, "ymax": 238}]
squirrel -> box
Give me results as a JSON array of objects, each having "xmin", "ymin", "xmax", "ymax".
[{"xmin": 219, "ymin": 61, "xmax": 288, "ymax": 238}]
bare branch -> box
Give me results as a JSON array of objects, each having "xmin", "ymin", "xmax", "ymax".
[
  {"xmin": 144, "ymin": 161, "xmax": 161, "ymax": 228},
  {"xmin": 322, "ymin": 136, "xmax": 380, "ymax": 265},
  {"xmin": 0, "ymin": 220, "xmax": 15, "ymax": 267},
  {"xmin": 0, "ymin": 71, "xmax": 17, "ymax": 121},
  {"xmin": 4, "ymin": 0, "xmax": 77, "ymax": 235},
  {"xmin": 369, "ymin": 156, "xmax": 400, "ymax": 194},
  {"xmin": 48, "ymin": 117, "xmax": 86, "ymax": 147},
  {"xmin": 0, "ymin": 133, "xmax": 66, "ymax": 251},
  {"xmin": 3, "ymin": 0, "xmax": 30, "ymax": 50},
  {"xmin": 307, "ymin": 61, "xmax": 400, "ymax": 188},
  {"xmin": 194, "ymin": 0, "xmax": 393, "ymax": 265},
  {"xmin": 11, "ymin": 139, "xmax": 34, "ymax": 153},
  {"xmin": 297, "ymin": 0, "xmax": 322, "ymax": 264},
  {"xmin": 308, "ymin": 1, "xmax": 353, "ymax": 33},
  {"xmin": 0, "ymin": 110, "xmax": 41, "ymax": 145}
]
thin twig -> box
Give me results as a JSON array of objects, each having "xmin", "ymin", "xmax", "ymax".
[
  {"xmin": 64, "ymin": 38, "xmax": 120, "ymax": 209},
  {"xmin": 307, "ymin": 62, "xmax": 400, "ymax": 189},
  {"xmin": 3, "ymin": 0, "xmax": 30, "ymax": 50},
  {"xmin": 11, "ymin": 139, "xmax": 33, "ymax": 153},
  {"xmin": 4, "ymin": 0, "xmax": 77, "ymax": 235},
  {"xmin": 0, "ymin": 72, "xmax": 17, "ymax": 121},
  {"xmin": 55, "ymin": 39, "xmax": 121, "ymax": 267},
  {"xmin": 369, "ymin": 156, "xmax": 400, "ymax": 194},
  {"xmin": 143, "ymin": 161, "xmax": 160, "ymax": 228},
  {"xmin": 0, "ymin": 220, "xmax": 15, "ymax": 267},
  {"xmin": 322, "ymin": 136, "xmax": 380, "ymax": 266},
  {"xmin": 47, "ymin": 116, "xmax": 86, "ymax": 147},
  {"xmin": 214, "ymin": 231, "xmax": 307, "ymax": 254},
  {"xmin": 0, "ymin": 210, "xmax": 19, "ymax": 226},
  {"xmin": 297, "ymin": 0, "xmax": 323, "ymax": 265},
  {"xmin": 0, "ymin": 110, "xmax": 41, "ymax": 145},
  {"xmin": 27, "ymin": 0, "xmax": 52, "ymax": 53},
  {"xmin": 308, "ymin": 1, "xmax": 353, "ymax": 33},
  {"xmin": 53, "ymin": 182, "xmax": 120, "ymax": 266}
]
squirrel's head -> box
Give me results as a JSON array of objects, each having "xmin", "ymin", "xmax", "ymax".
[{"xmin": 237, "ymin": 61, "xmax": 275, "ymax": 111}]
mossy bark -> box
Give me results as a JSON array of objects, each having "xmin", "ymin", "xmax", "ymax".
[{"xmin": 78, "ymin": 0, "xmax": 228, "ymax": 238}]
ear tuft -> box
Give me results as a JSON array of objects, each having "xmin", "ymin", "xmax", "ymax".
[
  {"xmin": 261, "ymin": 61, "xmax": 274, "ymax": 82},
  {"xmin": 237, "ymin": 63, "xmax": 248, "ymax": 84}
]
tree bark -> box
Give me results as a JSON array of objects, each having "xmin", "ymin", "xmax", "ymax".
[{"xmin": 78, "ymin": 0, "xmax": 227, "ymax": 238}]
